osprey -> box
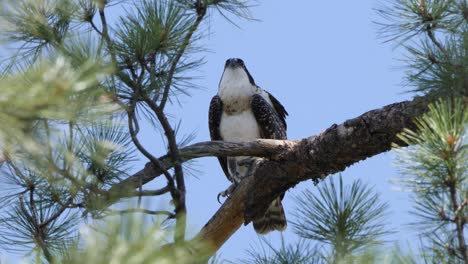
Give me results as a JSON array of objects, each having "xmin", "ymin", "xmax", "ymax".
[{"xmin": 208, "ymin": 58, "xmax": 288, "ymax": 234}]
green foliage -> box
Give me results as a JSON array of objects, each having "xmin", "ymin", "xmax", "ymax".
[
  {"xmin": 0, "ymin": 40, "xmax": 129, "ymax": 262},
  {"xmin": 394, "ymin": 99, "xmax": 466, "ymax": 193},
  {"xmin": 0, "ymin": 56, "xmax": 114, "ymax": 158},
  {"xmin": 52, "ymin": 216, "xmax": 212, "ymax": 264},
  {"xmin": 114, "ymin": 0, "xmax": 194, "ymax": 62},
  {"xmin": 0, "ymin": 192, "xmax": 79, "ymax": 256},
  {"xmin": 377, "ymin": 2, "xmax": 468, "ymax": 259},
  {"xmin": 240, "ymin": 236, "xmax": 323, "ymax": 264},
  {"xmin": 0, "ymin": 0, "xmax": 78, "ymax": 59},
  {"xmin": 76, "ymin": 120, "xmax": 137, "ymax": 187},
  {"xmin": 60, "ymin": 34, "xmax": 107, "ymax": 67},
  {"xmin": 376, "ymin": 0, "xmax": 467, "ymax": 41},
  {"xmin": 112, "ymin": 0, "xmax": 204, "ymax": 107},
  {"xmin": 202, "ymin": 0, "xmax": 257, "ymax": 26},
  {"xmin": 292, "ymin": 175, "xmax": 391, "ymax": 261},
  {"xmin": 245, "ymin": 176, "xmax": 392, "ymax": 263},
  {"xmin": 393, "ymin": 99, "xmax": 467, "ymax": 262},
  {"xmin": 403, "ymin": 34, "xmax": 467, "ymax": 98},
  {"xmin": 376, "ymin": 0, "xmax": 468, "ymax": 97},
  {"xmin": 0, "ymin": 0, "xmax": 257, "ymax": 261}
]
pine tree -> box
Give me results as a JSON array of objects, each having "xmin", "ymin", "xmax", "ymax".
[
  {"xmin": 394, "ymin": 99, "xmax": 467, "ymax": 263},
  {"xmin": 0, "ymin": 0, "xmax": 253, "ymax": 262},
  {"xmin": 0, "ymin": 0, "xmax": 465, "ymax": 263},
  {"xmin": 241, "ymin": 175, "xmax": 391, "ymax": 264}
]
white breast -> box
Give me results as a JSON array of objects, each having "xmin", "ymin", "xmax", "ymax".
[{"xmin": 220, "ymin": 110, "xmax": 260, "ymax": 142}]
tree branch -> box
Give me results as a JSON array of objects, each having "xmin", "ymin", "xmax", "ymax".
[
  {"xmin": 146, "ymin": 2, "xmax": 208, "ymax": 241},
  {"xmin": 106, "ymin": 139, "xmax": 293, "ymax": 199},
  {"xmin": 159, "ymin": 1, "xmax": 207, "ymax": 110},
  {"xmin": 103, "ymin": 208, "xmax": 174, "ymax": 217},
  {"xmin": 106, "ymin": 96, "xmax": 429, "ymax": 253},
  {"xmin": 134, "ymin": 186, "xmax": 171, "ymax": 197},
  {"xmin": 141, "ymin": 94, "xmax": 186, "ymax": 242},
  {"xmin": 193, "ymin": 96, "xmax": 429, "ymax": 253}
]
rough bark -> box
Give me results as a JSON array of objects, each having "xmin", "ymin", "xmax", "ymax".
[
  {"xmin": 105, "ymin": 96, "xmax": 429, "ymax": 253},
  {"xmin": 194, "ymin": 96, "xmax": 429, "ymax": 253},
  {"xmin": 106, "ymin": 140, "xmax": 294, "ymax": 199}
]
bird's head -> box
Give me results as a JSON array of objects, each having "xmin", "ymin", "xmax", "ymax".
[
  {"xmin": 219, "ymin": 58, "xmax": 256, "ymax": 88},
  {"xmin": 224, "ymin": 58, "xmax": 245, "ymax": 69}
]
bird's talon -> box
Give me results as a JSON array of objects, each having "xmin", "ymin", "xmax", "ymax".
[
  {"xmin": 217, "ymin": 190, "xmax": 229, "ymax": 204},
  {"xmin": 217, "ymin": 183, "xmax": 237, "ymax": 204}
]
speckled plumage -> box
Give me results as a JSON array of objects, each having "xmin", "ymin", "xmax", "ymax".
[{"xmin": 208, "ymin": 58, "xmax": 288, "ymax": 234}]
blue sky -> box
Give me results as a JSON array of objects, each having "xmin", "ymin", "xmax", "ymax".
[{"xmin": 1, "ymin": 0, "xmax": 422, "ymax": 262}]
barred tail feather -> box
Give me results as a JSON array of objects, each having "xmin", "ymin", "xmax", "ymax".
[{"xmin": 253, "ymin": 197, "xmax": 287, "ymax": 234}]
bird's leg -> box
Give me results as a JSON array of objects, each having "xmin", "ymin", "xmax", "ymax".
[
  {"xmin": 217, "ymin": 158, "xmax": 264, "ymax": 203},
  {"xmin": 236, "ymin": 157, "xmax": 257, "ymax": 182},
  {"xmin": 217, "ymin": 182, "xmax": 237, "ymax": 204},
  {"xmin": 237, "ymin": 157, "xmax": 255, "ymax": 167},
  {"xmin": 240, "ymin": 157, "xmax": 263, "ymax": 178},
  {"xmin": 217, "ymin": 158, "xmax": 241, "ymax": 203}
]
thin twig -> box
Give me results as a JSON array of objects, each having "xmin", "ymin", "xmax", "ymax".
[
  {"xmin": 159, "ymin": 2, "xmax": 207, "ymax": 110},
  {"xmin": 426, "ymin": 24, "xmax": 447, "ymax": 55},
  {"xmin": 19, "ymin": 194, "xmax": 35, "ymax": 230},
  {"xmin": 447, "ymin": 170, "xmax": 468, "ymax": 262},
  {"xmin": 104, "ymin": 208, "xmax": 174, "ymax": 217},
  {"xmin": 19, "ymin": 194, "xmax": 54, "ymax": 263},
  {"xmin": 49, "ymin": 163, "xmax": 105, "ymax": 194},
  {"xmin": 438, "ymin": 208, "xmax": 453, "ymax": 222},
  {"xmin": 99, "ymin": 8, "xmax": 111, "ymax": 44},
  {"xmin": 89, "ymin": 20, "xmax": 103, "ymax": 36},
  {"xmin": 126, "ymin": 99, "xmax": 177, "ymax": 205},
  {"xmin": 29, "ymin": 187, "xmax": 38, "ymax": 229},
  {"xmin": 142, "ymin": 94, "xmax": 186, "ymax": 242},
  {"xmin": 40, "ymin": 198, "xmax": 73, "ymax": 228},
  {"xmin": 150, "ymin": 4, "xmax": 209, "ymax": 242},
  {"xmin": 455, "ymin": 200, "xmax": 467, "ymax": 219},
  {"xmin": 134, "ymin": 186, "xmax": 171, "ymax": 197},
  {"xmin": 98, "ymin": 5, "xmax": 119, "ymax": 68},
  {"xmin": 127, "ymin": 108, "xmax": 175, "ymax": 189},
  {"xmin": 122, "ymin": 41, "xmax": 179, "ymax": 218}
]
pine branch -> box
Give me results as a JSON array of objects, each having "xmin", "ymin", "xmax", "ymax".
[
  {"xmin": 106, "ymin": 139, "xmax": 293, "ymax": 200},
  {"xmin": 40, "ymin": 200, "xmax": 70, "ymax": 229},
  {"xmin": 107, "ymin": 96, "xmax": 429, "ymax": 254},
  {"xmin": 92, "ymin": 0, "xmax": 210, "ymax": 243},
  {"xmin": 89, "ymin": 20, "xmax": 103, "ymax": 36},
  {"xmin": 448, "ymin": 175, "xmax": 468, "ymax": 263},
  {"xmin": 191, "ymin": 97, "xmax": 428, "ymax": 254},
  {"xmin": 426, "ymin": 25, "xmax": 447, "ymax": 55},
  {"xmin": 158, "ymin": 0, "xmax": 206, "ymax": 109},
  {"xmin": 102, "ymin": 208, "xmax": 175, "ymax": 217},
  {"xmin": 152, "ymin": 100, "xmax": 186, "ymax": 243},
  {"xmin": 152, "ymin": 1, "xmax": 207, "ymax": 243},
  {"xmin": 98, "ymin": 6, "xmax": 111, "ymax": 46},
  {"xmin": 123, "ymin": 67, "xmax": 178, "ymax": 203},
  {"xmin": 133, "ymin": 187, "xmax": 171, "ymax": 197},
  {"xmin": 108, "ymin": 97, "xmax": 428, "ymax": 194},
  {"xmin": 19, "ymin": 193, "xmax": 53, "ymax": 263}
]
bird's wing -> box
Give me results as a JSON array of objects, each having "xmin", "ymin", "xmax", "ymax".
[
  {"xmin": 250, "ymin": 92, "xmax": 288, "ymax": 208},
  {"xmin": 266, "ymin": 91, "xmax": 288, "ymax": 130},
  {"xmin": 208, "ymin": 95, "xmax": 231, "ymax": 182},
  {"xmin": 251, "ymin": 93, "xmax": 287, "ymax": 140}
]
